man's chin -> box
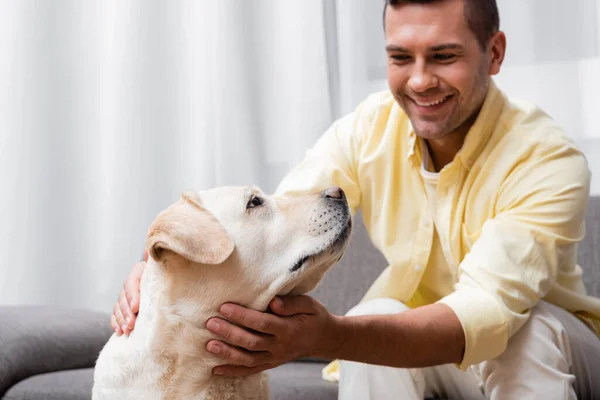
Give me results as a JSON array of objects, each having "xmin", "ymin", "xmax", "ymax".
[{"xmin": 411, "ymin": 122, "xmax": 452, "ymax": 140}]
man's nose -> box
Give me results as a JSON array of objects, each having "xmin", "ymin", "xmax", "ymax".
[
  {"xmin": 408, "ymin": 61, "xmax": 439, "ymax": 93},
  {"xmin": 321, "ymin": 187, "xmax": 345, "ymax": 200}
]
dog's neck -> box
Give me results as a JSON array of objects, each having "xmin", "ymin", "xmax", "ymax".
[
  {"xmin": 133, "ymin": 259, "xmax": 221, "ymax": 397},
  {"xmin": 133, "ymin": 256, "xmax": 273, "ymax": 399}
]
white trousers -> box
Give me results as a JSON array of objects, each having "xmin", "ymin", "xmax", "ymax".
[{"xmin": 338, "ymin": 298, "xmax": 600, "ymax": 400}]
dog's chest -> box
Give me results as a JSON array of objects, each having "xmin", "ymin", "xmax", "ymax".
[
  {"xmin": 92, "ymin": 334, "xmax": 168, "ymax": 399},
  {"xmin": 202, "ymin": 373, "xmax": 269, "ymax": 400}
]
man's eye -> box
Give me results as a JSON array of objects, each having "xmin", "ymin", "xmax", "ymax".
[
  {"xmin": 246, "ymin": 196, "xmax": 264, "ymax": 209},
  {"xmin": 434, "ymin": 53, "xmax": 456, "ymax": 61},
  {"xmin": 390, "ymin": 54, "xmax": 411, "ymax": 62}
]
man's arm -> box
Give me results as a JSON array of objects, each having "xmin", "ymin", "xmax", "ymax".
[
  {"xmin": 333, "ymin": 302, "xmax": 464, "ymax": 368},
  {"xmin": 205, "ymin": 295, "xmax": 464, "ymax": 377}
]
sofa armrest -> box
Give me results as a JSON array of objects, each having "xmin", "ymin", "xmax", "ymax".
[{"xmin": 0, "ymin": 306, "xmax": 112, "ymax": 397}]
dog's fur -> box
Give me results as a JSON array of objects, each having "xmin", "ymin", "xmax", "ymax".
[{"xmin": 92, "ymin": 186, "xmax": 351, "ymax": 400}]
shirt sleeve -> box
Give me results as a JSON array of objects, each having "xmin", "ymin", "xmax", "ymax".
[
  {"xmin": 274, "ymin": 111, "xmax": 363, "ymax": 215},
  {"xmin": 438, "ymin": 138, "xmax": 591, "ymax": 370}
]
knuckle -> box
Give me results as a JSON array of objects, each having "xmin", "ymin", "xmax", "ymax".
[
  {"xmin": 221, "ymin": 347, "xmax": 231, "ymax": 360},
  {"xmin": 113, "ymin": 305, "xmax": 122, "ymax": 320},
  {"xmin": 222, "ymin": 326, "xmax": 233, "ymax": 340},
  {"xmin": 236, "ymin": 310, "xmax": 247, "ymax": 325},
  {"xmin": 245, "ymin": 338, "xmax": 258, "ymax": 350},
  {"xmin": 242, "ymin": 354, "xmax": 256, "ymax": 367},
  {"xmin": 257, "ymin": 318, "xmax": 269, "ymax": 332}
]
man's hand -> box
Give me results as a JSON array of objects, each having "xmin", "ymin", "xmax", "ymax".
[
  {"xmin": 110, "ymin": 249, "xmax": 147, "ymax": 336},
  {"xmin": 205, "ymin": 295, "xmax": 340, "ymax": 377}
]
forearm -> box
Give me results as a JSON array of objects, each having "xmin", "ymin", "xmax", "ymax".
[{"xmin": 327, "ymin": 303, "xmax": 465, "ymax": 368}]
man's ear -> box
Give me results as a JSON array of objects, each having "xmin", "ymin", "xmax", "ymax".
[{"xmin": 146, "ymin": 191, "xmax": 234, "ymax": 265}]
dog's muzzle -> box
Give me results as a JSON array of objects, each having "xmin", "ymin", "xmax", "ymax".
[{"xmin": 308, "ymin": 187, "xmax": 349, "ymax": 237}]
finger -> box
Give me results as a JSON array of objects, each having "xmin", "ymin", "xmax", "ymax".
[
  {"xmin": 219, "ymin": 303, "xmax": 286, "ymax": 335},
  {"xmin": 110, "ymin": 313, "xmax": 123, "ymax": 335},
  {"xmin": 213, "ymin": 364, "xmax": 273, "ymax": 377},
  {"xmin": 125, "ymin": 261, "xmax": 145, "ymax": 314},
  {"xmin": 206, "ymin": 318, "xmax": 271, "ymax": 351},
  {"xmin": 270, "ymin": 295, "xmax": 319, "ymax": 316},
  {"xmin": 113, "ymin": 301, "xmax": 127, "ymax": 335},
  {"xmin": 143, "ymin": 248, "xmax": 149, "ymax": 262},
  {"xmin": 118, "ymin": 291, "xmax": 134, "ymax": 322},
  {"xmin": 118, "ymin": 291, "xmax": 136, "ymax": 335},
  {"xmin": 206, "ymin": 340, "xmax": 271, "ymax": 367}
]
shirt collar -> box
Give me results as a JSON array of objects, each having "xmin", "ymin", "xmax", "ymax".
[{"xmin": 406, "ymin": 79, "xmax": 505, "ymax": 170}]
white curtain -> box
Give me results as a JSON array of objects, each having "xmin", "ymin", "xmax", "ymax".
[
  {"xmin": 2, "ymin": 0, "xmax": 599, "ymax": 313},
  {"xmin": 335, "ymin": 0, "xmax": 600, "ymax": 192},
  {"xmin": 0, "ymin": 0, "xmax": 335, "ymax": 311}
]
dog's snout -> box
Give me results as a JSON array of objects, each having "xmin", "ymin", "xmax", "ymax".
[{"xmin": 321, "ymin": 187, "xmax": 345, "ymax": 201}]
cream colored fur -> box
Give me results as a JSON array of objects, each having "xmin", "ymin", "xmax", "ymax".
[{"xmin": 92, "ymin": 186, "xmax": 351, "ymax": 400}]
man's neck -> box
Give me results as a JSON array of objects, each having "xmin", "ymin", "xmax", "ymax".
[
  {"xmin": 425, "ymin": 130, "xmax": 468, "ymax": 172},
  {"xmin": 425, "ymin": 107, "xmax": 481, "ymax": 172}
]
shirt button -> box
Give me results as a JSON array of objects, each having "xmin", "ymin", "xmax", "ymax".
[
  {"xmin": 414, "ymin": 264, "xmax": 423, "ymax": 273},
  {"xmin": 423, "ymin": 218, "xmax": 431, "ymax": 228}
]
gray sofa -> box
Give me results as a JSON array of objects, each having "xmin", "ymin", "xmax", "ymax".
[{"xmin": 2, "ymin": 199, "xmax": 600, "ymax": 400}]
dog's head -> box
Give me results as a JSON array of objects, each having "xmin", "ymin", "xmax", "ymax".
[{"xmin": 146, "ymin": 186, "xmax": 351, "ymax": 310}]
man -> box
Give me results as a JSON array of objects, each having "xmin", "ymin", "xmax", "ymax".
[{"xmin": 112, "ymin": 0, "xmax": 600, "ymax": 398}]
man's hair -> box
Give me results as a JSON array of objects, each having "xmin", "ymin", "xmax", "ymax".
[{"xmin": 383, "ymin": 0, "xmax": 499, "ymax": 50}]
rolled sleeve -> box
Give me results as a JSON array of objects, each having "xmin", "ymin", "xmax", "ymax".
[
  {"xmin": 438, "ymin": 220, "xmax": 551, "ymax": 369},
  {"xmin": 438, "ymin": 284, "xmax": 508, "ymax": 369}
]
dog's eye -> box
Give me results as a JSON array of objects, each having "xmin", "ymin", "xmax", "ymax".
[{"xmin": 246, "ymin": 195, "xmax": 264, "ymax": 209}]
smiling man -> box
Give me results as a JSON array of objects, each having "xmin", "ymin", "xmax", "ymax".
[{"xmin": 112, "ymin": 0, "xmax": 600, "ymax": 398}]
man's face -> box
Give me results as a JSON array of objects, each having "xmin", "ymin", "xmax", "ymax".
[{"xmin": 385, "ymin": 0, "xmax": 492, "ymax": 140}]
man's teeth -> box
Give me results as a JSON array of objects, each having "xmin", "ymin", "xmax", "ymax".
[{"xmin": 414, "ymin": 96, "xmax": 449, "ymax": 107}]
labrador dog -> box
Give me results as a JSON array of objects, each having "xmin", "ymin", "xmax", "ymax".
[{"xmin": 92, "ymin": 185, "xmax": 351, "ymax": 400}]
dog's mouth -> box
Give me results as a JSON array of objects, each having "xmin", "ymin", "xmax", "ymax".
[
  {"xmin": 290, "ymin": 255, "xmax": 311, "ymax": 273},
  {"xmin": 288, "ymin": 215, "xmax": 352, "ymax": 274}
]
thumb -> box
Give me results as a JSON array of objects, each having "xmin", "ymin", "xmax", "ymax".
[
  {"xmin": 270, "ymin": 295, "xmax": 319, "ymax": 316},
  {"xmin": 143, "ymin": 248, "xmax": 149, "ymax": 262}
]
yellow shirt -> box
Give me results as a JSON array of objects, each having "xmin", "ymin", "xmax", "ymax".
[{"xmin": 275, "ymin": 80, "xmax": 600, "ymax": 370}]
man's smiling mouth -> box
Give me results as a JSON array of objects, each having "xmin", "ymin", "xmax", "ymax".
[{"xmin": 411, "ymin": 94, "xmax": 453, "ymax": 107}]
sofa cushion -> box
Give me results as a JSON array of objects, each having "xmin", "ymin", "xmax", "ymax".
[
  {"xmin": 0, "ymin": 306, "xmax": 112, "ymax": 398},
  {"xmin": 3, "ymin": 368, "xmax": 94, "ymax": 400},
  {"xmin": 579, "ymin": 197, "xmax": 600, "ymax": 298},
  {"xmin": 2, "ymin": 362, "xmax": 336, "ymax": 400},
  {"xmin": 267, "ymin": 361, "xmax": 338, "ymax": 400}
]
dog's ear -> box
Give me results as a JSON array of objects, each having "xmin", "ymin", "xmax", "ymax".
[{"xmin": 146, "ymin": 191, "xmax": 234, "ymax": 265}]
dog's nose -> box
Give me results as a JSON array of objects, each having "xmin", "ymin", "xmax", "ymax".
[{"xmin": 321, "ymin": 187, "xmax": 345, "ymax": 200}]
